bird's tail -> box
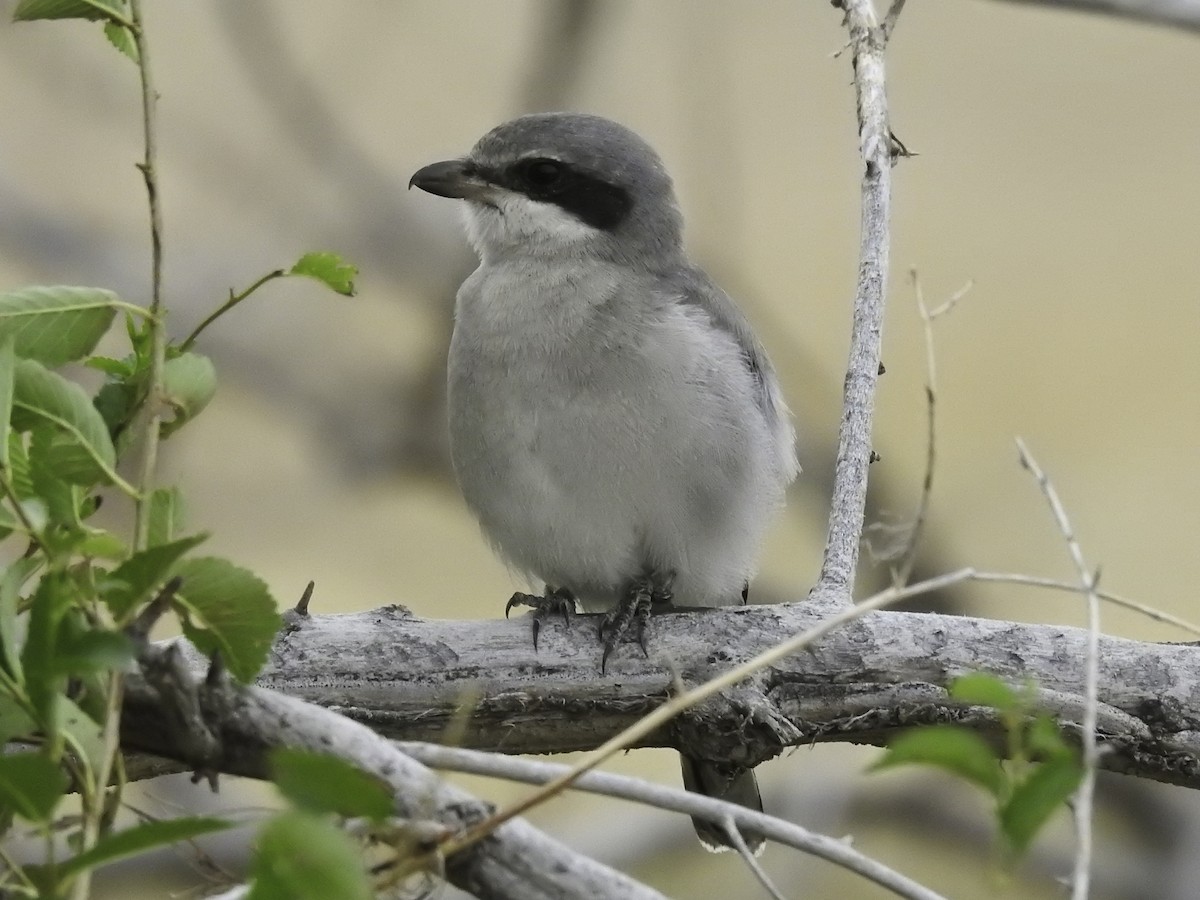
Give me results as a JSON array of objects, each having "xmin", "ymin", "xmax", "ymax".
[{"xmin": 679, "ymin": 755, "xmax": 765, "ymax": 853}]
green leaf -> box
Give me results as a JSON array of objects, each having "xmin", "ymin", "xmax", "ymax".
[
  {"xmin": 175, "ymin": 557, "xmax": 280, "ymax": 682},
  {"xmin": 102, "ymin": 20, "xmax": 137, "ymax": 60},
  {"xmin": 146, "ymin": 487, "xmax": 185, "ymax": 547},
  {"xmin": 22, "ymin": 573, "xmax": 72, "ymax": 730},
  {"xmin": 12, "ymin": 360, "xmax": 119, "ymax": 488},
  {"xmin": 84, "ymin": 356, "xmax": 134, "ymax": 378},
  {"xmin": 48, "ymin": 629, "xmax": 134, "ymax": 676},
  {"xmin": 1025, "ymin": 714, "xmax": 1073, "ymax": 761},
  {"xmin": 58, "ymin": 816, "xmax": 232, "ymax": 879},
  {"xmin": 0, "ymin": 557, "xmax": 40, "ymax": 681},
  {"xmin": 0, "ymin": 692, "xmax": 36, "ymax": 745},
  {"xmin": 58, "ymin": 694, "xmax": 105, "ymax": 775},
  {"xmin": 0, "ymin": 287, "xmax": 118, "ymax": 366},
  {"xmin": 290, "ymin": 252, "xmax": 357, "ymax": 297},
  {"xmin": 93, "ymin": 378, "xmax": 138, "ymax": 441},
  {"xmin": 0, "ymin": 752, "xmax": 67, "ymax": 822},
  {"xmin": 1000, "ymin": 756, "xmax": 1083, "ymax": 855},
  {"xmin": 949, "ymin": 673, "xmax": 1020, "ymax": 713},
  {"xmin": 0, "ymin": 335, "xmax": 15, "ymax": 467},
  {"xmin": 8, "ymin": 432, "xmax": 35, "ymax": 499},
  {"xmin": 12, "ymin": 0, "xmax": 125, "ymax": 21},
  {"xmin": 872, "ymin": 726, "xmax": 1006, "ymax": 797},
  {"xmin": 246, "ymin": 813, "xmax": 372, "ymax": 900},
  {"xmin": 160, "ymin": 352, "xmax": 216, "ymax": 438},
  {"xmin": 101, "ymin": 532, "xmax": 208, "ymax": 619},
  {"xmin": 271, "ymin": 749, "xmax": 393, "ymax": 821},
  {"xmin": 29, "ymin": 426, "xmax": 85, "ymax": 526},
  {"xmin": 78, "ymin": 528, "xmax": 127, "ymax": 560}
]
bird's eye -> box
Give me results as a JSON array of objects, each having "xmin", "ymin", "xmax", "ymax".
[{"xmin": 520, "ymin": 158, "xmax": 565, "ymax": 189}]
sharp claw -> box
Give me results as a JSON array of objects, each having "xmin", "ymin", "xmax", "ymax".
[{"xmin": 531, "ymin": 616, "xmax": 541, "ymax": 651}]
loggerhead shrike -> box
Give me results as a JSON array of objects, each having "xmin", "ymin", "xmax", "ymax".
[{"xmin": 410, "ymin": 112, "xmax": 799, "ymax": 852}]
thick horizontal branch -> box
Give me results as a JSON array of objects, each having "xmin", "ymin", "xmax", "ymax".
[
  {"xmin": 187, "ymin": 594, "xmax": 1200, "ymax": 787},
  {"xmin": 119, "ymin": 643, "xmax": 664, "ymax": 900}
]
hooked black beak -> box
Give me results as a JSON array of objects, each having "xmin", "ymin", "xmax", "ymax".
[{"xmin": 408, "ymin": 159, "xmax": 494, "ymax": 201}]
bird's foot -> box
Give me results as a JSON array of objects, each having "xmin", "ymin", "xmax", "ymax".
[
  {"xmin": 598, "ymin": 572, "xmax": 674, "ymax": 672},
  {"xmin": 505, "ymin": 586, "xmax": 577, "ymax": 651}
]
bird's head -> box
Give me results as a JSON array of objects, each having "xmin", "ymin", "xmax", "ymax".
[{"xmin": 410, "ymin": 112, "xmax": 684, "ymax": 267}]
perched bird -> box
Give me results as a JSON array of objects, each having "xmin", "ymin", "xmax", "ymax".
[{"xmin": 410, "ymin": 112, "xmax": 799, "ymax": 851}]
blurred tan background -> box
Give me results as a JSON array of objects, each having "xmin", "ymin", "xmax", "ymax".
[{"xmin": 1, "ymin": 1, "xmax": 1198, "ymax": 897}]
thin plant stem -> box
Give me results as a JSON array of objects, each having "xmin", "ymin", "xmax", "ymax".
[{"xmin": 177, "ymin": 269, "xmax": 286, "ymax": 353}]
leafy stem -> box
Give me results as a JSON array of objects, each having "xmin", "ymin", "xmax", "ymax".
[
  {"xmin": 129, "ymin": 0, "xmax": 165, "ymax": 553},
  {"xmin": 178, "ymin": 268, "xmax": 287, "ymax": 353},
  {"xmin": 0, "ymin": 468, "xmax": 42, "ymax": 548},
  {"xmin": 68, "ymin": 2, "xmax": 157, "ymax": 898},
  {"xmin": 81, "ymin": 0, "xmax": 137, "ymax": 32}
]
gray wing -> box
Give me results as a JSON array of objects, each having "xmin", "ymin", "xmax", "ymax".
[{"xmin": 673, "ymin": 263, "xmax": 800, "ymax": 480}]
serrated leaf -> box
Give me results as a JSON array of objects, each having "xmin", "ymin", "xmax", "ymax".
[
  {"xmin": 101, "ymin": 533, "xmax": 207, "ymax": 620},
  {"xmin": 12, "ymin": 359, "xmax": 120, "ymax": 488},
  {"xmin": 102, "ymin": 20, "xmax": 137, "ymax": 60},
  {"xmin": 84, "ymin": 356, "xmax": 133, "ymax": 378},
  {"xmin": 290, "ymin": 252, "xmax": 357, "ymax": 297},
  {"xmin": 0, "ymin": 335, "xmax": 14, "ymax": 467},
  {"xmin": 271, "ymin": 749, "xmax": 393, "ymax": 821},
  {"xmin": 58, "ymin": 815, "xmax": 231, "ymax": 879},
  {"xmin": 160, "ymin": 352, "xmax": 216, "ymax": 438},
  {"xmin": 146, "ymin": 487, "xmax": 185, "ymax": 547},
  {"xmin": 1000, "ymin": 756, "xmax": 1083, "ymax": 855},
  {"xmin": 0, "ymin": 287, "xmax": 118, "ymax": 366},
  {"xmin": 0, "ymin": 752, "xmax": 67, "ymax": 822},
  {"xmin": 949, "ymin": 673, "xmax": 1020, "ymax": 712},
  {"xmin": 872, "ymin": 726, "xmax": 1006, "ymax": 797},
  {"xmin": 175, "ymin": 557, "xmax": 280, "ymax": 682},
  {"xmin": 246, "ymin": 813, "xmax": 372, "ymax": 900}
]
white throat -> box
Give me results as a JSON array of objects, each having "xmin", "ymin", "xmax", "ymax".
[{"xmin": 462, "ymin": 192, "xmax": 600, "ymax": 263}]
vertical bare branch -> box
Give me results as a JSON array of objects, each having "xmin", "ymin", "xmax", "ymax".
[{"xmin": 819, "ymin": 0, "xmax": 898, "ymax": 598}]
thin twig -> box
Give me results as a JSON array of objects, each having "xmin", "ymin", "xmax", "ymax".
[
  {"xmin": 177, "ymin": 269, "xmax": 287, "ymax": 353},
  {"xmin": 130, "ymin": 0, "xmax": 167, "ymax": 552},
  {"xmin": 399, "ymin": 742, "xmax": 948, "ymax": 900},
  {"xmin": 819, "ymin": 0, "xmax": 899, "ymax": 597},
  {"xmin": 1014, "ymin": 438, "xmax": 1100, "ymax": 900},
  {"xmin": 884, "ymin": 273, "xmax": 972, "ymax": 587},
  {"xmin": 971, "ymin": 570, "xmax": 1198, "ymax": 635},
  {"xmin": 882, "ymin": 0, "xmax": 909, "ymax": 37},
  {"xmin": 723, "ymin": 819, "xmax": 786, "ymax": 900},
  {"xmin": 70, "ymin": 5, "xmax": 162, "ymax": 898}
]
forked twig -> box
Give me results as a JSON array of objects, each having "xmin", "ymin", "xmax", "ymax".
[{"xmin": 1015, "ymin": 438, "xmax": 1101, "ymax": 900}]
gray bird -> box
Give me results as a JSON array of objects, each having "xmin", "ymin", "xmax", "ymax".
[{"xmin": 410, "ymin": 112, "xmax": 799, "ymax": 852}]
